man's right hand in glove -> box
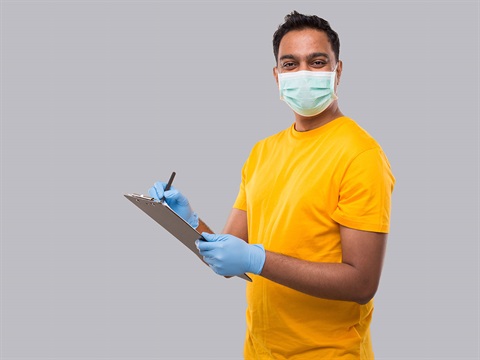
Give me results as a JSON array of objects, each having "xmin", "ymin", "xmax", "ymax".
[{"xmin": 148, "ymin": 181, "xmax": 199, "ymax": 229}]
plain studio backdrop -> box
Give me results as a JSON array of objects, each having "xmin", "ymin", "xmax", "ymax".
[{"xmin": 1, "ymin": 1, "xmax": 478, "ymax": 359}]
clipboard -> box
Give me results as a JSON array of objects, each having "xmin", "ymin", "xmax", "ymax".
[{"xmin": 124, "ymin": 193, "xmax": 252, "ymax": 282}]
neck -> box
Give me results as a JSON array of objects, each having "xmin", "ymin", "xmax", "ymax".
[{"xmin": 294, "ymin": 102, "xmax": 344, "ymax": 132}]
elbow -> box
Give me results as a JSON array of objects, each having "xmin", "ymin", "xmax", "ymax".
[
  {"xmin": 355, "ymin": 294, "xmax": 374, "ymax": 305},
  {"xmin": 354, "ymin": 282, "xmax": 379, "ymax": 305}
]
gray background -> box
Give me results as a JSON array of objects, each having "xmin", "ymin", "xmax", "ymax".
[{"xmin": 1, "ymin": 0, "xmax": 478, "ymax": 359}]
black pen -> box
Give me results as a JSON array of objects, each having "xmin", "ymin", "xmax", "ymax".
[{"xmin": 162, "ymin": 171, "xmax": 176, "ymax": 202}]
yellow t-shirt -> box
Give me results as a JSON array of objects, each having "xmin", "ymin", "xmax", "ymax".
[{"xmin": 233, "ymin": 117, "xmax": 395, "ymax": 360}]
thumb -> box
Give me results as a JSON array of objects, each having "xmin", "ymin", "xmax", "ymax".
[{"xmin": 201, "ymin": 232, "xmax": 217, "ymax": 242}]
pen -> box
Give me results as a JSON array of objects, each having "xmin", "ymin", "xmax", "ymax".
[{"xmin": 162, "ymin": 171, "xmax": 176, "ymax": 202}]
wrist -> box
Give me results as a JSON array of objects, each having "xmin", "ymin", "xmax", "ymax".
[
  {"xmin": 249, "ymin": 244, "xmax": 266, "ymax": 275},
  {"xmin": 188, "ymin": 212, "xmax": 199, "ymax": 229}
]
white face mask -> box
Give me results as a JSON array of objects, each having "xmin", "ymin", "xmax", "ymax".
[{"xmin": 278, "ymin": 68, "xmax": 338, "ymax": 117}]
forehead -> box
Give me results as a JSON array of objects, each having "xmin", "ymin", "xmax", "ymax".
[{"xmin": 278, "ymin": 28, "xmax": 333, "ymax": 58}]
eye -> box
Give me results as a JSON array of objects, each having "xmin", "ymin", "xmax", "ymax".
[
  {"xmin": 311, "ymin": 60, "xmax": 327, "ymax": 67},
  {"xmin": 282, "ymin": 61, "xmax": 296, "ymax": 69}
]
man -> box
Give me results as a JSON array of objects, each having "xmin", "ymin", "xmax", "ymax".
[{"xmin": 149, "ymin": 11, "xmax": 395, "ymax": 359}]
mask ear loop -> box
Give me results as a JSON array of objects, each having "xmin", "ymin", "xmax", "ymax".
[{"xmin": 332, "ymin": 62, "xmax": 339, "ymax": 100}]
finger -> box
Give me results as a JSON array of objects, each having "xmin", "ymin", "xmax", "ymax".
[
  {"xmin": 164, "ymin": 188, "xmax": 179, "ymax": 200},
  {"xmin": 205, "ymin": 261, "xmax": 222, "ymax": 275},
  {"xmin": 203, "ymin": 256, "xmax": 218, "ymax": 268},
  {"xmin": 195, "ymin": 239, "xmax": 205, "ymax": 249},
  {"xmin": 149, "ymin": 182, "xmax": 166, "ymax": 200},
  {"xmin": 148, "ymin": 187, "xmax": 157, "ymax": 199},
  {"xmin": 197, "ymin": 241, "xmax": 219, "ymax": 252},
  {"xmin": 208, "ymin": 264, "xmax": 220, "ymax": 274},
  {"xmin": 201, "ymin": 232, "xmax": 219, "ymax": 242},
  {"xmin": 148, "ymin": 188, "xmax": 159, "ymax": 200},
  {"xmin": 202, "ymin": 255, "xmax": 212, "ymax": 264},
  {"xmin": 210, "ymin": 264, "xmax": 225, "ymax": 276}
]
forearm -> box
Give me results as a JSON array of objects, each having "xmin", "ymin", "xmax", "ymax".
[
  {"xmin": 196, "ymin": 216, "xmax": 244, "ymax": 238},
  {"xmin": 196, "ymin": 218, "xmax": 214, "ymax": 234},
  {"xmin": 260, "ymin": 251, "xmax": 375, "ymax": 304},
  {"xmin": 196, "ymin": 208, "xmax": 247, "ymax": 240}
]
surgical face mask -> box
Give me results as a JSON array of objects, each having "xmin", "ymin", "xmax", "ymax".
[{"xmin": 278, "ymin": 67, "xmax": 338, "ymax": 117}]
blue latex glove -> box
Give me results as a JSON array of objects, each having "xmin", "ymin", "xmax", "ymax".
[
  {"xmin": 148, "ymin": 181, "xmax": 199, "ymax": 228},
  {"xmin": 196, "ymin": 233, "xmax": 266, "ymax": 276}
]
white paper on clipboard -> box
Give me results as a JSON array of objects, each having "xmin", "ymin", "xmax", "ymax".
[{"xmin": 124, "ymin": 193, "xmax": 252, "ymax": 282}]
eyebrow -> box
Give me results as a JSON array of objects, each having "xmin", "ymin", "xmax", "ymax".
[
  {"xmin": 279, "ymin": 52, "xmax": 330, "ymax": 62},
  {"xmin": 307, "ymin": 52, "xmax": 330, "ymax": 60}
]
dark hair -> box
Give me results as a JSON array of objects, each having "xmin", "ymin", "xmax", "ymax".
[{"xmin": 273, "ymin": 11, "xmax": 340, "ymax": 63}]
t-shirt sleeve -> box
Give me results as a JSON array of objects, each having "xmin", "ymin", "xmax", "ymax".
[
  {"xmin": 331, "ymin": 147, "xmax": 395, "ymax": 233},
  {"xmin": 233, "ymin": 159, "xmax": 248, "ymax": 211}
]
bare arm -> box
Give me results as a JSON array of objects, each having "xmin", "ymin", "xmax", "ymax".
[
  {"xmin": 196, "ymin": 208, "xmax": 248, "ymax": 241},
  {"xmin": 196, "ymin": 218, "xmax": 214, "ymax": 234},
  {"xmin": 261, "ymin": 226, "xmax": 387, "ymax": 304},
  {"xmin": 197, "ymin": 207, "xmax": 386, "ymax": 304},
  {"xmin": 222, "ymin": 208, "xmax": 248, "ymax": 242}
]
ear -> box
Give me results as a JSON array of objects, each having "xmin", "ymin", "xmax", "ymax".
[
  {"xmin": 273, "ymin": 66, "xmax": 279, "ymax": 86},
  {"xmin": 335, "ymin": 60, "xmax": 343, "ymax": 86}
]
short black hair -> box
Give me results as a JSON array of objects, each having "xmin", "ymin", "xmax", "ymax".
[{"xmin": 273, "ymin": 11, "xmax": 340, "ymax": 64}]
